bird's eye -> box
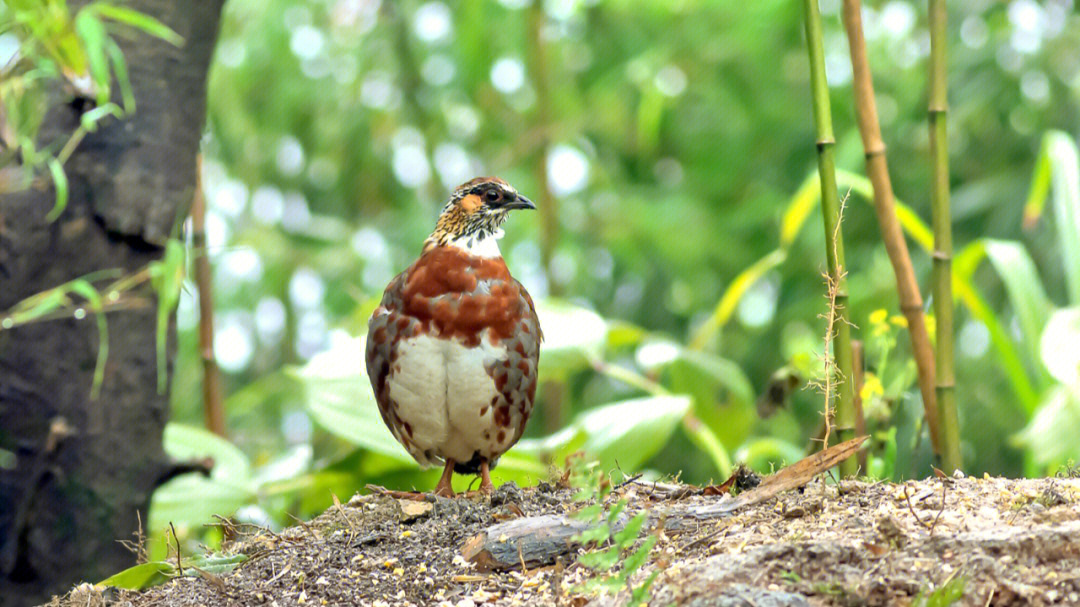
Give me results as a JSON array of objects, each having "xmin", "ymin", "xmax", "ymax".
[{"xmin": 484, "ymin": 189, "xmax": 501, "ymax": 203}]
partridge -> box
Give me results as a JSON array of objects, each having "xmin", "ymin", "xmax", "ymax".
[{"xmin": 365, "ymin": 177, "xmax": 542, "ymax": 497}]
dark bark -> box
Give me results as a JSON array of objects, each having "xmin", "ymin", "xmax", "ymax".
[{"xmin": 0, "ymin": 1, "xmax": 223, "ymax": 604}]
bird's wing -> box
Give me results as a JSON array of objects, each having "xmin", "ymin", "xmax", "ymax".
[
  {"xmin": 365, "ymin": 270, "xmax": 410, "ymax": 442},
  {"xmin": 487, "ymin": 278, "xmax": 542, "ymax": 448}
]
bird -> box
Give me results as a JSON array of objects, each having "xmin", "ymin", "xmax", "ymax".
[{"xmin": 365, "ymin": 177, "xmax": 542, "ymax": 497}]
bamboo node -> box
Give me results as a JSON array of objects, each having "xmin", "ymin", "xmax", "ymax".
[{"xmin": 931, "ymin": 251, "xmax": 952, "ymax": 261}]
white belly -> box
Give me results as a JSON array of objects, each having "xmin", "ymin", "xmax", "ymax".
[{"xmin": 386, "ymin": 331, "xmax": 507, "ymax": 466}]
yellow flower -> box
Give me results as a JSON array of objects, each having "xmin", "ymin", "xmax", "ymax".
[
  {"xmin": 860, "ymin": 372, "xmax": 884, "ymax": 401},
  {"xmin": 869, "ymin": 309, "xmax": 888, "ymax": 326},
  {"xmin": 890, "ymin": 315, "xmax": 908, "ymax": 328}
]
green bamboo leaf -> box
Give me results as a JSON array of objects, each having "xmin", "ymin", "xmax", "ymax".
[
  {"xmin": 45, "ymin": 156, "xmax": 68, "ymax": 222},
  {"xmin": 87, "ymin": 3, "xmax": 184, "ymax": 46},
  {"xmin": 954, "ymin": 242, "xmax": 1044, "ymax": 413},
  {"xmin": 781, "ymin": 170, "xmax": 934, "ymax": 257},
  {"xmin": 1043, "ymin": 131, "xmax": 1080, "ymax": 303},
  {"xmin": 982, "ymin": 239, "xmax": 1053, "ymax": 370},
  {"xmin": 1023, "ymin": 135, "xmax": 1052, "ymax": 228},
  {"xmin": 690, "ymin": 248, "xmax": 786, "ymax": 350},
  {"xmin": 780, "ymin": 174, "xmax": 819, "ymax": 248}
]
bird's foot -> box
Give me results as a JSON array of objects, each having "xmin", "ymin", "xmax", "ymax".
[{"xmin": 433, "ymin": 459, "xmax": 457, "ymax": 498}]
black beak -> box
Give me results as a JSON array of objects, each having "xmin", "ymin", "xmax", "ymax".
[{"xmin": 504, "ymin": 195, "xmax": 536, "ymax": 210}]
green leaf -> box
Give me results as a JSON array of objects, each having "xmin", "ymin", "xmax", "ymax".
[
  {"xmin": 1041, "ymin": 307, "xmax": 1080, "ymax": 388},
  {"xmin": 98, "ymin": 554, "xmax": 247, "ymax": 590},
  {"xmin": 105, "ymin": 38, "xmax": 134, "ymax": 112},
  {"xmin": 982, "ymin": 239, "xmax": 1053, "ymax": 370},
  {"xmin": 73, "ymin": 12, "xmax": 110, "ymax": 104},
  {"xmin": 98, "ymin": 562, "xmax": 173, "ymax": 589},
  {"xmin": 45, "ymin": 156, "xmax": 68, "ymax": 222},
  {"xmin": 1024, "ymin": 135, "xmax": 1052, "ymax": 228},
  {"xmin": 612, "ymin": 511, "xmax": 646, "ymax": 545},
  {"xmin": 87, "ymin": 3, "xmax": 184, "ymax": 46},
  {"xmin": 1016, "ymin": 386, "xmax": 1080, "ymax": 468},
  {"xmin": 1043, "ymin": 131, "xmax": 1080, "ymax": 303},
  {"xmin": 535, "ymin": 300, "xmax": 608, "ymax": 378},
  {"xmin": 575, "ymin": 395, "xmax": 691, "ymax": 472},
  {"xmin": 149, "ymin": 475, "xmax": 254, "ymax": 533},
  {"xmin": 953, "ymin": 242, "xmax": 1040, "ymax": 413},
  {"xmin": 163, "ymin": 423, "xmax": 251, "ymax": 483},
  {"xmin": 691, "ymin": 249, "xmax": 786, "ymax": 350},
  {"xmin": 579, "ymin": 545, "xmax": 620, "ymax": 570},
  {"xmin": 66, "ymin": 279, "xmax": 107, "ymax": 398},
  {"xmin": 292, "ymin": 336, "xmax": 414, "ymax": 463},
  {"xmin": 151, "ymin": 240, "xmax": 185, "ymax": 392},
  {"xmin": 79, "ymin": 102, "xmax": 123, "ymax": 130},
  {"xmin": 620, "ymin": 533, "xmax": 657, "ymax": 574},
  {"xmin": 669, "ymin": 349, "xmax": 754, "ymax": 456}
]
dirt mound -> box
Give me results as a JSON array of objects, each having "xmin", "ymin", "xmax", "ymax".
[{"xmin": 47, "ymin": 475, "xmax": 1080, "ymax": 606}]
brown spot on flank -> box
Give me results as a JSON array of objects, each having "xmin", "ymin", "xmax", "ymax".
[
  {"xmin": 518, "ymin": 361, "xmax": 529, "ymax": 373},
  {"xmin": 494, "ymin": 406, "xmax": 510, "ymax": 428},
  {"xmin": 497, "ymin": 430, "xmax": 506, "ymax": 443},
  {"xmin": 480, "ymin": 406, "xmax": 489, "ymax": 416},
  {"xmin": 374, "ymin": 327, "xmax": 387, "ymax": 344},
  {"xmin": 490, "ymin": 396, "xmax": 499, "ymax": 406}
]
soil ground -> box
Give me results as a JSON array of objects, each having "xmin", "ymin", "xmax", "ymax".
[{"xmin": 50, "ymin": 473, "xmax": 1080, "ymax": 607}]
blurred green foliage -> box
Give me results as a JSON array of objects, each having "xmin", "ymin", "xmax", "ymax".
[{"xmin": 8, "ymin": 0, "xmax": 1080, "ymax": 557}]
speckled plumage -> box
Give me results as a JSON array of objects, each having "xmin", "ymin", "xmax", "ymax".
[{"xmin": 365, "ymin": 178, "xmax": 540, "ymax": 496}]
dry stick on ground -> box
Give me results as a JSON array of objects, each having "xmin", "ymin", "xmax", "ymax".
[
  {"xmin": 928, "ymin": 0, "xmax": 962, "ymax": 472},
  {"xmin": 463, "ymin": 437, "xmax": 869, "ymax": 571},
  {"xmin": 802, "ymin": 0, "xmax": 858, "ymax": 476},
  {"xmin": 191, "ymin": 155, "xmax": 226, "ymax": 437},
  {"xmin": 841, "ymin": 0, "xmax": 942, "ymax": 457}
]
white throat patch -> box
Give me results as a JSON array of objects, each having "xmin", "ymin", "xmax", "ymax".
[{"xmin": 448, "ymin": 228, "xmax": 505, "ymax": 259}]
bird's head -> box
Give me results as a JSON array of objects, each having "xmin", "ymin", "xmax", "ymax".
[{"xmin": 425, "ymin": 177, "xmax": 535, "ymax": 255}]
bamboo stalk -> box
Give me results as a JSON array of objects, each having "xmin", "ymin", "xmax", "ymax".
[
  {"xmin": 802, "ymin": 0, "xmax": 857, "ymax": 476},
  {"xmin": 841, "ymin": 0, "xmax": 942, "ymax": 457},
  {"xmin": 191, "ymin": 156, "xmax": 226, "ymax": 437},
  {"xmin": 928, "ymin": 0, "xmax": 962, "ymax": 472}
]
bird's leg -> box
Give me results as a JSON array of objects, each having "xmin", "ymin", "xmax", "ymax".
[
  {"xmin": 433, "ymin": 459, "xmax": 456, "ymax": 498},
  {"xmin": 479, "ymin": 460, "xmax": 494, "ymax": 495}
]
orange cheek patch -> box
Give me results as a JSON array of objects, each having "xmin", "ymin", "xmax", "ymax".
[{"xmin": 460, "ymin": 194, "xmax": 482, "ymax": 213}]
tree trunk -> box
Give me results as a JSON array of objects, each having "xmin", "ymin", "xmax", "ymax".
[{"xmin": 0, "ymin": 1, "xmax": 223, "ymax": 604}]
